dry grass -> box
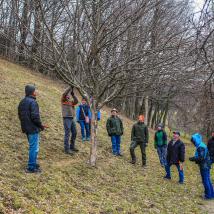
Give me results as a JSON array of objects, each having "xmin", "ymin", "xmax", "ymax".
[{"xmin": 0, "ymin": 59, "xmax": 213, "ymax": 214}]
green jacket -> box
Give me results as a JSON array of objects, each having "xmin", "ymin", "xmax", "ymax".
[
  {"xmin": 106, "ymin": 116, "xmax": 123, "ymax": 136},
  {"xmin": 131, "ymin": 122, "xmax": 149, "ymax": 144},
  {"xmin": 154, "ymin": 130, "xmax": 167, "ymax": 148}
]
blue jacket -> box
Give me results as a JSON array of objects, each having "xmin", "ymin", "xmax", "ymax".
[
  {"xmin": 76, "ymin": 104, "xmax": 101, "ymax": 121},
  {"xmin": 18, "ymin": 96, "xmax": 44, "ymax": 134},
  {"xmin": 189, "ymin": 133, "xmax": 211, "ymax": 170}
]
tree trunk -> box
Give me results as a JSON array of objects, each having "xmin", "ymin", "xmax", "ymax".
[{"xmin": 89, "ymin": 99, "xmax": 98, "ymax": 166}]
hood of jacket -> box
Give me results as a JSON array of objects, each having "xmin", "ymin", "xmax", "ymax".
[{"xmin": 191, "ymin": 133, "xmax": 202, "ymax": 148}]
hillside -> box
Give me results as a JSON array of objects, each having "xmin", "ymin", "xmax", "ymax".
[{"xmin": 0, "ymin": 59, "xmax": 213, "ymax": 214}]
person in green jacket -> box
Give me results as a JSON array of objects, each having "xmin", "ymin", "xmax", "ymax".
[
  {"xmin": 154, "ymin": 123, "xmax": 167, "ymax": 167},
  {"xmin": 130, "ymin": 115, "xmax": 149, "ymax": 167},
  {"xmin": 106, "ymin": 108, "xmax": 124, "ymax": 156}
]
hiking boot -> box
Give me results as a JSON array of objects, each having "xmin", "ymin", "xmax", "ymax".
[
  {"xmin": 36, "ymin": 164, "xmax": 40, "ymax": 169},
  {"xmin": 117, "ymin": 153, "xmax": 123, "ymax": 157},
  {"xmin": 163, "ymin": 176, "xmax": 171, "ymax": 180},
  {"xmin": 130, "ymin": 160, "xmax": 136, "ymax": 164},
  {"xmin": 142, "ymin": 164, "xmax": 147, "ymax": 168},
  {"xmin": 25, "ymin": 168, "xmax": 42, "ymax": 174},
  {"xmin": 71, "ymin": 148, "xmax": 79, "ymax": 152},
  {"xmin": 82, "ymin": 138, "xmax": 86, "ymax": 143},
  {"xmin": 86, "ymin": 138, "xmax": 90, "ymax": 141},
  {"xmin": 64, "ymin": 150, "xmax": 74, "ymax": 155},
  {"xmin": 178, "ymin": 181, "xmax": 184, "ymax": 184}
]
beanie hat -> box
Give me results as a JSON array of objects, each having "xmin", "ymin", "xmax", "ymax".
[{"xmin": 25, "ymin": 85, "xmax": 36, "ymax": 96}]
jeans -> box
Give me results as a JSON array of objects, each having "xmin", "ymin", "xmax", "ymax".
[
  {"xmin": 200, "ymin": 168, "xmax": 214, "ymax": 199},
  {"xmin": 157, "ymin": 145, "xmax": 167, "ymax": 166},
  {"xmin": 130, "ymin": 141, "xmax": 147, "ymax": 165},
  {"xmin": 27, "ymin": 133, "xmax": 40, "ymax": 170},
  {"xmin": 79, "ymin": 120, "xmax": 90, "ymax": 139},
  {"xmin": 111, "ymin": 135, "xmax": 121, "ymax": 155},
  {"xmin": 165, "ymin": 163, "xmax": 184, "ymax": 183},
  {"xmin": 63, "ymin": 118, "xmax": 77, "ymax": 151}
]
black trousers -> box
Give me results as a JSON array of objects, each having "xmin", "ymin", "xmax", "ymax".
[{"xmin": 130, "ymin": 141, "xmax": 146, "ymax": 165}]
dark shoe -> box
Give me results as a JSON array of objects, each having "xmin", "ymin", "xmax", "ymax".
[
  {"xmin": 71, "ymin": 148, "xmax": 79, "ymax": 152},
  {"xmin": 25, "ymin": 168, "xmax": 42, "ymax": 173},
  {"xmin": 117, "ymin": 153, "xmax": 123, "ymax": 157},
  {"xmin": 163, "ymin": 176, "xmax": 171, "ymax": 180},
  {"xmin": 179, "ymin": 181, "xmax": 184, "ymax": 184},
  {"xmin": 130, "ymin": 160, "xmax": 136, "ymax": 164},
  {"xmin": 86, "ymin": 138, "xmax": 90, "ymax": 141},
  {"xmin": 142, "ymin": 164, "xmax": 147, "ymax": 168},
  {"xmin": 36, "ymin": 164, "xmax": 40, "ymax": 169},
  {"xmin": 64, "ymin": 150, "xmax": 74, "ymax": 155}
]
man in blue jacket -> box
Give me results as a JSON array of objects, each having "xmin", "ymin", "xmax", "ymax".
[
  {"xmin": 18, "ymin": 85, "xmax": 47, "ymax": 173},
  {"xmin": 189, "ymin": 133, "xmax": 214, "ymax": 200},
  {"xmin": 76, "ymin": 98, "xmax": 91, "ymax": 142},
  {"xmin": 164, "ymin": 131, "xmax": 185, "ymax": 184}
]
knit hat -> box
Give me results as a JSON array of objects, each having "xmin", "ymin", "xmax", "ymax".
[{"xmin": 25, "ymin": 85, "xmax": 36, "ymax": 96}]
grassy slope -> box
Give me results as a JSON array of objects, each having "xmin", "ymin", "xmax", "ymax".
[{"xmin": 0, "ymin": 59, "xmax": 212, "ymax": 214}]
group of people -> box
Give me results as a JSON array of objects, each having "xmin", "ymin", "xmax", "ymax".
[
  {"xmin": 18, "ymin": 85, "xmax": 214, "ymax": 200},
  {"xmin": 106, "ymin": 108, "xmax": 214, "ymax": 200}
]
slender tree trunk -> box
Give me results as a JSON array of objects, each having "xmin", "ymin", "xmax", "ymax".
[{"xmin": 89, "ymin": 99, "xmax": 98, "ymax": 166}]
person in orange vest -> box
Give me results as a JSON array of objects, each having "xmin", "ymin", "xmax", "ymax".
[{"xmin": 61, "ymin": 86, "xmax": 78, "ymax": 154}]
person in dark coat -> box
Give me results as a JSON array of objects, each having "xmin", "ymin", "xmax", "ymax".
[
  {"xmin": 61, "ymin": 86, "xmax": 78, "ymax": 154},
  {"xmin": 164, "ymin": 131, "xmax": 185, "ymax": 184},
  {"xmin": 154, "ymin": 123, "xmax": 167, "ymax": 167},
  {"xmin": 106, "ymin": 108, "xmax": 123, "ymax": 156},
  {"xmin": 189, "ymin": 133, "xmax": 214, "ymax": 200},
  {"xmin": 207, "ymin": 132, "xmax": 214, "ymax": 164},
  {"xmin": 130, "ymin": 115, "xmax": 149, "ymax": 167},
  {"xmin": 18, "ymin": 85, "xmax": 48, "ymax": 173}
]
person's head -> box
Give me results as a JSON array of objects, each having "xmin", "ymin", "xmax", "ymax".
[
  {"xmin": 111, "ymin": 108, "xmax": 118, "ymax": 116},
  {"xmin": 191, "ymin": 133, "xmax": 202, "ymax": 148},
  {"xmin": 138, "ymin": 115, "xmax": 145, "ymax": 123},
  {"xmin": 157, "ymin": 123, "xmax": 163, "ymax": 130},
  {"xmin": 81, "ymin": 97, "xmax": 87, "ymax": 105},
  {"xmin": 25, "ymin": 85, "xmax": 36, "ymax": 97},
  {"xmin": 173, "ymin": 131, "xmax": 180, "ymax": 141}
]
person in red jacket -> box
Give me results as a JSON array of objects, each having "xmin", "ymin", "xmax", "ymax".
[{"xmin": 61, "ymin": 86, "xmax": 78, "ymax": 154}]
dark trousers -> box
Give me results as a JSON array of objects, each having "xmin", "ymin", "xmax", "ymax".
[
  {"xmin": 63, "ymin": 118, "xmax": 77, "ymax": 151},
  {"xmin": 130, "ymin": 141, "xmax": 146, "ymax": 165},
  {"xmin": 200, "ymin": 168, "xmax": 214, "ymax": 199}
]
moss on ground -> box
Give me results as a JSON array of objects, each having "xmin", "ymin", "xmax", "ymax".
[{"xmin": 0, "ymin": 59, "xmax": 213, "ymax": 213}]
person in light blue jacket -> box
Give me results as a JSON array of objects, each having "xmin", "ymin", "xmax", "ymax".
[{"xmin": 189, "ymin": 133, "xmax": 214, "ymax": 200}]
